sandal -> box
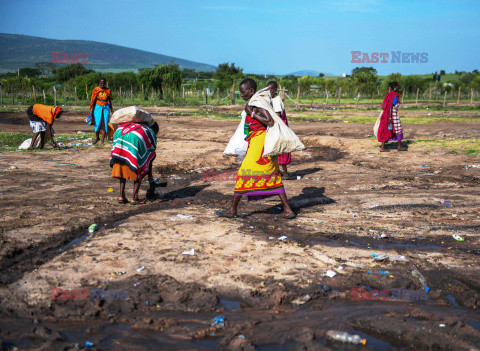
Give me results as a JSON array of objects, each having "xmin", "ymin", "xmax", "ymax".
[
  {"xmin": 118, "ymin": 197, "xmax": 129, "ymax": 204},
  {"xmin": 215, "ymin": 210, "xmax": 238, "ymax": 218},
  {"xmin": 380, "ymin": 148, "xmax": 389, "ymax": 152},
  {"xmin": 282, "ymin": 211, "xmax": 297, "ymax": 219},
  {"xmin": 131, "ymin": 199, "xmax": 147, "ymax": 205}
]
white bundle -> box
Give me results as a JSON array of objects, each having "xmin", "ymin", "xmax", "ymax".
[{"xmin": 110, "ymin": 106, "xmax": 154, "ymax": 126}]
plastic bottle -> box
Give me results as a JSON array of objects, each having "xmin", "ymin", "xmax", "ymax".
[
  {"xmin": 88, "ymin": 224, "xmax": 98, "ymax": 233},
  {"xmin": 452, "ymin": 234, "xmax": 464, "ymax": 241},
  {"xmin": 326, "ymin": 330, "xmax": 366, "ymax": 345},
  {"xmin": 411, "ymin": 268, "xmax": 428, "ymax": 290}
]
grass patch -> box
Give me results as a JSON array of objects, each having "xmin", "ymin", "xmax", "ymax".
[
  {"xmin": 0, "ymin": 132, "xmax": 106, "ymax": 152},
  {"xmin": 412, "ymin": 138, "xmax": 480, "ymax": 156},
  {"xmin": 0, "ymin": 132, "xmax": 32, "ymax": 150}
]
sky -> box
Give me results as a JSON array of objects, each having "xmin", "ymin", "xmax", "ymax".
[{"xmin": 1, "ymin": 0, "xmax": 479, "ymax": 75}]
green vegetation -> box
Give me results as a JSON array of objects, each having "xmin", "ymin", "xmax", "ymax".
[
  {"xmin": 0, "ymin": 132, "xmax": 31, "ymax": 150},
  {"xmin": 412, "ymin": 138, "xmax": 480, "ymax": 156},
  {"xmin": 0, "ymin": 132, "xmax": 106, "ymax": 152}
]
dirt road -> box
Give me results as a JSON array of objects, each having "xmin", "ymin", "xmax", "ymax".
[{"xmin": 0, "ymin": 107, "xmax": 479, "ymax": 350}]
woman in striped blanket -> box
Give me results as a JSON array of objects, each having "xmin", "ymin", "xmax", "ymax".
[
  {"xmin": 378, "ymin": 81, "xmax": 406, "ymax": 152},
  {"xmin": 110, "ymin": 121, "xmax": 159, "ymax": 204}
]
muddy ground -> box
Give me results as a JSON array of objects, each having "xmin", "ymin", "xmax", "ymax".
[{"xmin": 0, "ymin": 106, "xmax": 479, "ymax": 350}]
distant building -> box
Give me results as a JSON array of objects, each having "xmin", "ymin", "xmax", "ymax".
[{"xmin": 341, "ymin": 73, "xmax": 347, "ymax": 78}]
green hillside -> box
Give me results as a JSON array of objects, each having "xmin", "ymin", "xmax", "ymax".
[{"xmin": 0, "ymin": 33, "xmax": 216, "ymax": 72}]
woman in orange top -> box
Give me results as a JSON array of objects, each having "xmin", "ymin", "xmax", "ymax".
[
  {"xmin": 27, "ymin": 104, "xmax": 63, "ymax": 150},
  {"xmin": 89, "ymin": 77, "xmax": 113, "ymax": 144}
]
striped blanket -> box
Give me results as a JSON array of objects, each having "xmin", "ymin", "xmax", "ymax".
[{"xmin": 110, "ymin": 122, "xmax": 157, "ymax": 180}]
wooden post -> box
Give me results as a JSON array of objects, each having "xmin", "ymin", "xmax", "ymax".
[
  {"xmin": 119, "ymin": 86, "xmax": 123, "ymax": 105},
  {"xmin": 32, "ymin": 85, "xmax": 36, "ymax": 103},
  {"xmin": 371, "ymin": 92, "xmax": 374, "ymax": 105},
  {"xmin": 296, "ymin": 86, "xmax": 300, "ymax": 106},
  {"xmin": 85, "ymin": 84, "xmax": 88, "ymax": 100},
  {"xmin": 161, "ymin": 87, "xmax": 165, "ymax": 101},
  {"xmin": 0, "ymin": 85, "xmax": 2, "ymax": 105},
  {"xmin": 355, "ymin": 92, "xmax": 360, "ymax": 109},
  {"xmin": 151, "ymin": 89, "xmax": 154, "ymax": 106},
  {"xmin": 205, "ymin": 88, "xmax": 208, "ymax": 105},
  {"xmin": 64, "ymin": 85, "xmax": 67, "ymax": 106},
  {"xmin": 416, "ymin": 87, "xmax": 419, "ymax": 105},
  {"xmin": 11, "ymin": 84, "xmax": 14, "ymax": 105},
  {"xmin": 401, "ymin": 90, "xmax": 405, "ymax": 104},
  {"xmin": 22, "ymin": 82, "xmax": 25, "ymax": 104},
  {"xmin": 337, "ymin": 87, "xmax": 341, "ymax": 109},
  {"xmin": 428, "ymin": 88, "xmax": 431, "ymax": 105},
  {"xmin": 74, "ymin": 86, "xmax": 77, "ymax": 105},
  {"xmin": 53, "ymin": 86, "xmax": 57, "ymax": 106},
  {"xmin": 172, "ymin": 89, "xmax": 175, "ymax": 106},
  {"xmin": 42, "ymin": 89, "xmax": 46, "ymax": 104},
  {"xmin": 131, "ymin": 85, "xmax": 133, "ymax": 103},
  {"xmin": 471, "ymin": 88, "xmax": 474, "ymax": 104},
  {"xmin": 457, "ymin": 86, "xmax": 461, "ymax": 104},
  {"xmin": 443, "ymin": 90, "xmax": 447, "ymax": 107},
  {"xmin": 217, "ymin": 88, "xmax": 219, "ymax": 104},
  {"xmin": 141, "ymin": 84, "xmax": 145, "ymax": 105},
  {"xmin": 325, "ymin": 91, "xmax": 329, "ymax": 108},
  {"xmin": 231, "ymin": 79, "xmax": 235, "ymax": 105},
  {"xmin": 311, "ymin": 88, "xmax": 314, "ymax": 106}
]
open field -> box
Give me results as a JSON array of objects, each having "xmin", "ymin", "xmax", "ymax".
[{"xmin": 0, "ymin": 106, "xmax": 479, "ymax": 349}]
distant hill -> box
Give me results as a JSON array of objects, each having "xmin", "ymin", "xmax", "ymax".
[
  {"xmin": 0, "ymin": 33, "xmax": 216, "ymax": 72},
  {"xmin": 286, "ymin": 70, "xmax": 336, "ymax": 77}
]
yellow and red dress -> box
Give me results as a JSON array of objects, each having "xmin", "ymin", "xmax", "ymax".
[{"xmin": 234, "ymin": 114, "xmax": 285, "ymax": 201}]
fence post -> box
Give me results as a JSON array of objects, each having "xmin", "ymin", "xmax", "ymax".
[
  {"xmin": 64, "ymin": 85, "xmax": 67, "ymax": 106},
  {"xmin": 428, "ymin": 88, "xmax": 431, "ymax": 105},
  {"xmin": 217, "ymin": 88, "xmax": 219, "ymax": 104},
  {"xmin": 371, "ymin": 92, "xmax": 374, "ymax": 105},
  {"xmin": 355, "ymin": 92, "xmax": 360, "ymax": 109},
  {"xmin": 471, "ymin": 88, "xmax": 474, "ymax": 104},
  {"xmin": 22, "ymin": 82, "xmax": 25, "ymax": 104},
  {"xmin": 11, "ymin": 84, "xmax": 14, "ymax": 105},
  {"xmin": 182, "ymin": 86, "xmax": 185, "ymax": 101},
  {"xmin": 0, "ymin": 85, "xmax": 2, "ymax": 105},
  {"xmin": 443, "ymin": 90, "xmax": 447, "ymax": 107},
  {"xmin": 296, "ymin": 86, "xmax": 300, "ymax": 107},
  {"xmin": 74, "ymin": 86, "xmax": 78, "ymax": 105},
  {"xmin": 231, "ymin": 79, "xmax": 235, "ymax": 105},
  {"xmin": 85, "ymin": 84, "xmax": 88, "ymax": 101},
  {"xmin": 118, "ymin": 86, "xmax": 122, "ymax": 105},
  {"xmin": 141, "ymin": 84, "xmax": 145, "ymax": 105},
  {"xmin": 416, "ymin": 87, "xmax": 419, "ymax": 105},
  {"xmin": 151, "ymin": 89, "xmax": 154, "ymax": 106},
  {"xmin": 325, "ymin": 91, "xmax": 329, "ymax": 109},
  {"xmin": 401, "ymin": 90, "xmax": 405, "ymax": 104},
  {"xmin": 32, "ymin": 85, "xmax": 36, "ymax": 103},
  {"xmin": 53, "ymin": 86, "xmax": 57, "ymax": 106},
  {"xmin": 204, "ymin": 88, "xmax": 208, "ymax": 105},
  {"xmin": 311, "ymin": 88, "xmax": 314, "ymax": 107},
  {"xmin": 131, "ymin": 85, "xmax": 133, "ymax": 103},
  {"xmin": 337, "ymin": 87, "xmax": 341, "ymax": 109},
  {"xmin": 173, "ymin": 89, "xmax": 175, "ymax": 106},
  {"xmin": 457, "ymin": 86, "xmax": 461, "ymax": 104},
  {"xmin": 42, "ymin": 89, "xmax": 46, "ymax": 104}
]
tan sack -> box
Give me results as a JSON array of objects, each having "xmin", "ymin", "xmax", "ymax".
[
  {"xmin": 110, "ymin": 106, "xmax": 154, "ymax": 126},
  {"xmin": 248, "ymin": 87, "xmax": 305, "ymax": 157}
]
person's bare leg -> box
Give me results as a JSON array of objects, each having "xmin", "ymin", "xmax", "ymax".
[
  {"xmin": 119, "ymin": 178, "xmax": 126, "ymax": 201},
  {"xmin": 397, "ymin": 140, "xmax": 406, "ymax": 151},
  {"xmin": 94, "ymin": 130, "xmax": 100, "ymax": 144},
  {"xmin": 39, "ymin": 132, "xmax": 46, "ymax": 149},
  {"xmin": 281, "ymin": 164, "xmax": 289, "ymax": 179},
  {"xmin": 133, "ymin": 180, "xmax": 141, "ymax": 201},
  {"xmin": 278, "ymin": 192, "xmax": 294, "ymax": 217},
  {"xmin": 217, "ymin": 195, "xmax": 241, "ymax": 217},
  {"xmin": 28, "ymin": 132, "xmax": 39, "ymax": 150},
  {"xmin": 380, "ymin": 141, "xmax": 387, "ymax": 152},
  {"xmin": 101, "ymin": 129, "xmax": 106, "ymax": 144}
]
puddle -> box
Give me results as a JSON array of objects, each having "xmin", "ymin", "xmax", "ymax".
[
  {"xmin": 220, "ymin": 299, "xmax": 241, "ymax": 311},
  {"xmin": 348, "ymin": 328, "xmax": 393, "ymax": 350},
  {"xmin": 467, "ymin": 320, "xmax": 480, "ymax": 331},
  {"xmin": 56, "ymin": 229, "xmax": 93, "ymax": 253},
  {"xmin": 446, "ymin": 294, "xmax": 459, "ymax": 306},
  {"xmin": 191, "ymin": 337, "xmax": 221, "ymax": 348}
]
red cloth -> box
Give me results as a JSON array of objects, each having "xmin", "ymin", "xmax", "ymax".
[
  {"xmin": 246, "ymin": 114, "xmax": 267, "ymax": 132},
  {"xmin": 277, "ymin": 110, "xmax": 291, "ymax": 165},
  {"xmin": 377, "ymin": 91, "xmax": 401, "ymax": 142}
]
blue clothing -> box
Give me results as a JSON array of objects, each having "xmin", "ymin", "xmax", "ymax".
[
  {"xmin": 93, "ymin": 104, "xmax": 111, "ymax": 133},
  {"xmin": 392, "ymin": 96, "xmax": 398, "ymax": 105}
]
